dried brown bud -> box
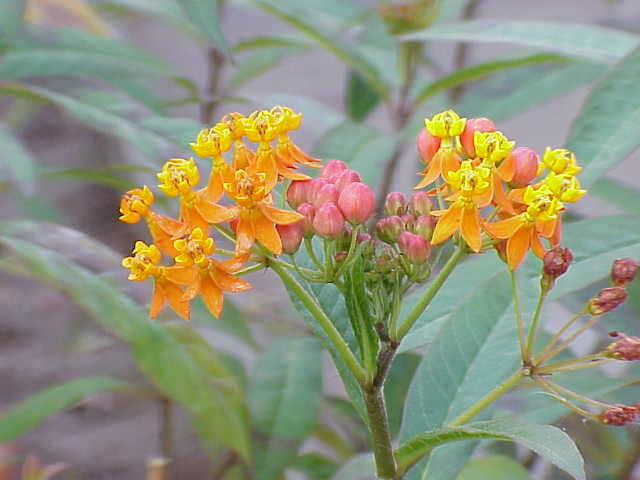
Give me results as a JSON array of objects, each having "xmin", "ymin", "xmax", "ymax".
[
  {"xmin": 611, "ymin": 258, "xmax": 638, "ymax": 286},
  {"xmin": 606, "ymin": 332, "xmax": 640, "ymax": 361},
  {"xmin": 589, "ymin": 287, "xmax": 628, "ymax": 315},
  {"xmin": 543, "ymin": 247, "xmax": 573, "ymax": 279},
  {"xmin": 599, "ymin": 404, "xmax": 638, "ymax": 426}
]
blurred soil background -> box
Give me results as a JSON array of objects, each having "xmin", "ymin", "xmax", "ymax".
[{"xmin": 1, "ymin": 0, "xmax": 640, "ymax": 478}]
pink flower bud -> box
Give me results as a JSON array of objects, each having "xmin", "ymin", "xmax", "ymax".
[
  {"xmin": 384, "ymin": 192, "xmax": 407, "ymax": 216},
  {"xmin": 320, "ymin": 159, "xmax": 348, "ymax": 178},
  {"xmin": 357, "ymin": 233, "xmax": 372, "ymax": 244},
  {"xmin": 611, "ymin": 258, "xmax": 638, "ymax": 286},
  {"xmin": 509, "ymin": 147, "xmax": 539, "ymax": 187},
  {"xmin": 599, "ymin": 404, "xmax": 638, "ymax": 426},
  {"xmin": 334, "ymin": 169, "xmax": 361, "ymax": 192},
  {"xmin": 335, "ymin": 251, "xmax": 348, "ymax": 263},
  {"xmin": 460, "ymin": 117, "xmax": 496, "ymax": 157},
  {"xmin": 398, "ymin": 231, "xmax": 430, "ymax": 265},
  {"xmin": 413, "ymin": 215, "xmax": 434, "ymax": 241},
  {"xmin": 543, "ymin": 247, "xmax": 573, "ymax": 279},
  {"xmin": 416, "ymin": 128, "xmax": 441, "ymax": 164},
  {"xmin": 408, "ymin": 191, "xmax": 432, "ymax": 217},
  {"xmin": 287, "ymin": 180, "xmax": 311, "ymax": 209},
  {"xmin": 313, "ymin": 203, "xmax": 345, "ymax": 239},
  {"xmin": 400, "ymin": 214, "xmax": 415, "ymax": 231},
  {"xmin": 376, "ymin": 216, "xmax": 403, "ymax": 244},
  {"xmin": 607, "ymin": 332, "xmax": 640, "ymax": 361},
  {"xmin": 338, "ymin": 182, "xmax": 375, "ymax": 224},
  {"xmin": 277, "ymin": 222, "xmax": 303, "ymax": 254},
  {"xmin": 308, "ymin": 178, "xmax": 329, "ymax": 204},
  {"xmin": 296, "ymin": 203, "xmax": 315, "ymax": 238},
  {"xmin": 313, "ymin": 184, "xmax": 340, "ymax": 208},
  {"xmin": 589, "ymin": 287, "xmax": 628, "ymax": 315}
]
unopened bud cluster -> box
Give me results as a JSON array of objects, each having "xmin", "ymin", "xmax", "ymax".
[{"xmin": 587, "ymin": 258, "xmax": 637, "ymax": 315}]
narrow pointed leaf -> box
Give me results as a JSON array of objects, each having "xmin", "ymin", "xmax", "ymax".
[{"xmin": 178, "ymin": 0, "xmax": 230, "ymax": 56}]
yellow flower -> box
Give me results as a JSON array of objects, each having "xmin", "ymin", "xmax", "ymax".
[
  {"xmin": 540, "ymin": 148, "xmax": 581, "ymax": 175},
  {"xmin": 121, "ymin": 241, "xmax": 161, "ymax": 281},
  {"xmin": 190, "ymin": 124, "xmax": 232, "ymax": 158},
  {"xmin": 447, "ymin": 160, "xmax": 492, "ymax": 198},
  {"xmin": 157, "ymin": 158, "xmax": 199, "ymax": 197},
  {"xmin": 119, "ymin": 185, "xmax": 154, "ymax": 223},
  {"xmin": 474, "ymin": 131, "xmax": 515, "ymax": 164},
  {"xmin": 243, "ymin": 110, "xmax": 280, "ymax": 143},
  {"xmin": 523, "ymin": 185, "xmax": 563, "ymax": 222},
  {"xmin": 173, "ymin": 228, "xmax": 215, "ymax": 267},
  {"xmin": 542, "ymin": 172, "xmax": 586, "ymax": 203},
  {"xmin": 219, "ymin": 112, "xmax": 246, "ymax": 141},
  {"xmin": 271, "ymin": 105, "xmax": 302, "ymax": 133},
  {"xmin": 424, "ymin": 110, "xmax": 466, "ymax": 138}
]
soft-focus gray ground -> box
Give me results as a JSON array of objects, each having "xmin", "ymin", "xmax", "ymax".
[{"xmin": 2, "ymin": 0, "xmax": 640, "ymax": 478}]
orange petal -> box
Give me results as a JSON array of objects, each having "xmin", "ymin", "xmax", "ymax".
[
  {"xmin": 200, "ymin": 275, "xmax": 223, "ymax": 318},
  {"xmin": 414, "ymin": 154, "xmax": 443, "ymax": 189},
  {"xmin": 431, "ymin": 204, "xmax": 463, "ymax": 245},
  {"xmin": 277, "ymin": 163, "xmax": 310, "ymax": 181},
  {"xmin": 148, "ymin": 223, "xmax": 180, "ymax": 257},
  {"xmin": 485, "ymin": 214, "xmax": 526, "ymax": 239},
  {"xmin": 210, "ymin": 267, "xmax": 252, "ymax": 293},
  {"xmin": 256, "ymin": 150, "xmax": 278, "ymax": 192},
  {"xmin": 204, "ymin": 168, "xmax": 224, "ymax": 203},
  {"xmin": 254, "ymin": 211, "xmax": 282, "ymax": 254},
  {"xmin": 289, "ymin": 142, "xmax": 321, "ymax": 167},
  {"xmin": 531, "ymin": 232, "xmax": 547, "ymax": 259},
  {"xmin": 496, "ymin": 154, "xmax": 515, "ymax": 182},
  {"xmin": 217, "ymin": 253, "xmax": 250, "ymax": 273},
  {"xmin": 440, "ymin": 150, "xmax": 461, "ymax": 181},
  {"xmin": 149, "ymin": 281, "xmax": 167, "ymax": 319},
  {"xmin": 164, "ymin": 265, "xmax": 198, "ymax": 285},
  {"xmin": 460, "ymin": 206, "xmax": 482, "ymax": 252},
  {"xmin": 235, "ymin": 213, "xmax": 256, "ymax": 254},
  {"xmin": 161, "ymin": 280, "xmax": 190, "ymax": 320},
  {"xmin": 491, "ymin": 174, "xmax": 516, "ymax": 214},
  {"xmin": 150, "ymin": 212, "xmax": 186, "ymax": 236},
  {"xmin": 536, "ymin": 218, "xmax": 558, "ymax": 239},
  {"xmin": 259, "ymin": 203, "xmax": 304, "ymax": 225},
  {"xmin": 506, "ymin": 225, "xmax": 531, "ymax": 270},
  {"xmin": 475, "ymin": 176, "xmax": 494, "ymax": 208},
  {"xmin": 195, "ymin": 194, "xmax": 235, "ymax": 224},
  {"xmin": 550, "ymin": 218, "xmax": 562, "ymax": 246},
  {"xmin": 180, "ymin": 203, "xmax": 209, "ymax": 234}
]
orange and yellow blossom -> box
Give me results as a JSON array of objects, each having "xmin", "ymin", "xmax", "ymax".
[
  {"xmin": 222, "ymin": 165, "xmax": 304, "ymax": 255},
  {"xmin": 430, "ymin": 160, "xmax": 492, "ymax": 252},
  {"xmin": 473, "ymin": 130, "xmax": 517, "ymax": 214},
  {"xmin": 415, "ymin": 110, "xmax": 466, "ymax": 189},
  {"xmin": 157, "ymin": 158, "xmax": 233, "ymax": 233},
  {"xmin": 173, "ymin": 228, "xmax": 251, "ymax": 318},
  {"xmin": 190, "ymin": 124, "xmax": 232, "ymax": 202},
  {"xmin": 220, "ymin": 112, "xmax": 255, "ymax": 170},
  {"xmin": 121, "ymin": 241, "xmax": 192, "ymax": 320},
  {"xmin": 119, "ymin": 185, "xmax": 185, "ymax": 257},
  {"xmin": 485, "ymin": 185, "xmax": 563, "ymax": 270},
  {"xmin": 539, "ymin": 147, "xmax": 582, "ymax": 176},
  {"xmin": 271, "ymin": 106, "xmax": 321, "ymax": 175}
]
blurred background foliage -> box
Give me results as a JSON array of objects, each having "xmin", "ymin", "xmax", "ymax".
[{"xmin": 1, "ymin": 0, "xmax": 640, "ymax": 479}]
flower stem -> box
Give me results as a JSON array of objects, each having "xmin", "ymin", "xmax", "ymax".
[
  {"xmin": 449, "ymin": 370, "xmax": 524, "ymax": 426},
  {"xmin": 364, "ymin": 387, "xmax": 397, "ymax": 479},
  {"xmin": 270, "ymin": 261, "xmax": 367, "ymax": 385},
  {"xmin": 534, "ymin": 307, "xmax": 588, "ymax": 362},
  {"xmin": 535, "ymin": 314, "xmax": 598, "ymax": 365},
  {"xmin": 510, "ymin": 270, "xmax": 528, "ymax": 363},
  {"xmin": 524, "ymin": 285, "xmax": 548, "ymax": 360},
  {"xmin": 395, "ymin": 247, "xmax": 466, "ymax": 339}
]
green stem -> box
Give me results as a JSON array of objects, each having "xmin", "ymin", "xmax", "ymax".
[
  {"xmin": 524, "ymin": 286, "xmax": 548, "ymax": 360},
  {"xmin": 304, "ymin": 237, "xmax": 324, "ymax": 270},
  {"xmin": 535, "ymin": 352, "xmax": 606, "ymax": 373},
  {"xmin": 534, "ymin": 307, "xmax": 588, "ymax": 362},
  {"xmin": 395, "ymin": 247, "xmax": 466, "ymax": 340},
  {"xmin": 270, "ymin": 261, "xmax": 367, "ymax": 385},
  {"xmin": 364, "ymin": 388, "xmax": 397, "ymax": 479},
  {"xmin": 449, "ymin": 370, "xmax": 524, "ymax": 426},
  {"xmin": 535, "ymin": 314, "xmax": 598, "ymax": 365},
  {"xmin": 510, "ymin": 270, "xmax": 528, "ymax": 363}
]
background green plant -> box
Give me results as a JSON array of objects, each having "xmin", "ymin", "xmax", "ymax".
[{"xmin": 1, "ymin": 1, "xmax": 640, "ymax": 479}]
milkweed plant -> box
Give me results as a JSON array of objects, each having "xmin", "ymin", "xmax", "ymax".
[{"xmin": 119, "ymin": 107, "xmax": 639, "ymax": 479}]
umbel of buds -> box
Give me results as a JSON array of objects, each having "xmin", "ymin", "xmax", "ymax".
[
  {"xmin": 599, "ymin": 404, "xmax": 639, "ymax": 426},
  {"xmin": 589, "ymin": 287, "xmax": 627, "ymax": 315},
  {"xmin": 541, "ymin": 246, "xmax": 573, "ymax": 290},
  {"xmin": 611, "ymin": 258, "xmax": 638, "ymax": 286},
  {"xmin": 398, "ymin": 231, "xmax": 430, "ymax": 265},
  {"xmin": 606, "ymin": 332, "xmax": 640, "ymax": 361}
]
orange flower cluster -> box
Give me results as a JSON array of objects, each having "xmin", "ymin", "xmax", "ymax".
[
  {"xmin": 119, "ymin": 107, "xmax": 315, "ymax": 319},
  {"xmin": 416, "ymin": 110, "xmax": 586, "ymax": 269}
]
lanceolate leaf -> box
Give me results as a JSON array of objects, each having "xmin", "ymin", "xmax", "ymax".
[
  {"xmin": 249, "ymin": 337, "xmax": 323, "ymax": 480},
  {"xmin": 0, "ymin": 0, "xmax": 25, "ymax": 48},
  {"xmin": 0, "ymin": 125, "xmax": 36, "ymax": 194},
  {"xmin": 565, "ymin": 46, "xmax": 640, "ymax": 188},
  {"xmin": 396, "ymin": 418, "xmax": 583, "ymax": 479},
  {"xmin": 589, "ymin": 178, "xmax": 640, "ymax": 214},
  {"xmin": 456, "ymin": 456, "xmax": 530, "ymax": 480},
  {"xmin": 177, "ymin": 0, "xmax": 230, "ymax": 56},
  {"xmin": 0, "ymin": 377, "xmax": 131, "ymax": 443},
  {"xmin": 0, "ymin": 237, "xmax": 250, "ymax": 460},
  {"xmin": 345, "ymin": 70, "xmax": 381, "ymax": 121},
  {"xmin": 400, "ymin": 21, "xmax": 640, "ymax": 63}
]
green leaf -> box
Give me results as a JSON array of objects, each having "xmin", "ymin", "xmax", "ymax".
[
  {"xmin": 384, "ymin": 353, "xmax": 420, "ymax": 437},
  {"xmin": 312, "ymin": 121, "xmax": 378, "ymax": 160},
  {"xmin": 249, "ymin": 337, "xmax": 323, "ymax": 480},
  {"xmin": 396, "ymin": 417, "xmax": 584, "ymax": 480},
  {"xmin": 139, "ymin": 115, "xmax": 204, "ymax": 150},
  {"xmin": 0, "ymin": 377, "xmax": 131, "ymax": 442},
  {"xmin": 96, "ymin": 0, "xmax": 190, "ymax": 27},
  {"xmin": 414, "ymin": 53, "xmax": 570, "ymax": 105},
  {"xmin": 290, "ymin": 453, "xmax": 339, "ymax": 480},
  {"xmin": 345, "ymin": 70, "xmax": 381, "ymax": 121},
  {"xmin": 177, "ymin": 0, "xmax": 230, "ymax": 56},
  {"xmin": 565, "ymin": 46, "xmax": 640, "ymax": 188},
  {"xmin": 253, "ymin": 0, "xmax": 389, "ymax": 98},
  {"xmin": 0, "ymin": 235, "xmax": 251, "ymax": 460},
  {"xmin": 455, "ymin": 455, "xmax": 530, "ymax": 480},
  {"xmin": 589, "ymin": 178, "xmax": 640, "ymax": 214},
  {"xmin": 0, "ymin": 0, "xmax": 25, "ymax": 48},
  {"xmin": 192, "ymin": 297, "xmax": 255, "ymax": 345},
  {"xmin": 0, "ymin": 124, "xmax": 36, "ymax": 194},
  {"xmin": 332, "ymin": 453, "xmax": 376, "ymax": 480},
  {"xmin": 230, "ymin": 45, "xmax": 306, "ymax": 89},
  {"xmin": 262, "ymin": 94, "xmax": 345, "ymax": 131},
  {"xmin": 400, "ymin": 21, "xmax": 640, "ymax": 62},
  {"xmin": 40, "ymin": 165, "xmax": 150, "ymax": 190},
  {"xmin": 457, "ymin": 62, "xmax": 605, "ymax": 122}
]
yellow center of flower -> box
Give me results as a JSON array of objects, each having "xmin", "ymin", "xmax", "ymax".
[
  {"xmin": 271, "ymin": 105, "xmax": 302, "ymax": 134},
  {"xmin": 223, "ymin": 169, "xmax": 267, "ymax": 207},
  {"xmin": 191, "ymin": 125, "xmax": 232, "ymax": 158},
  {"xmin": 122, "ymin": 241, "xmax": 161, "ymax": 281},
  {"xmin": 425, "ymin": 109, "xmax": 466, "ymax": 138},
  {"xmin": 523, "ymin": 186, "xmax": 563, "ymax": 222},
  {"xmin": 447, "ymin": 160, "xmax": 491, "ymax": 198},
  {"xmin": 541, "ymin": 148, "xmax": 581, "ymax": 175},
  {"xmin": 174, "ymin": 228, "xmax": 215, "ymax": 266},
  {"xmin": 119, "ymin": 186, "xmax": 154, "ymax": 222},
  {"xmin": 474, "ymin": 131, "xmax": 514, "ymax": 164},
  {"xmin": 243, "ymin": 110, "xmax": 279, "ymax": 143},
  {"xmin": 542, "ymin": 172, "xmax": 586, "ymax": 203},
  {"xmin": 157, "ymin": 158, "xmax": 199, "ymax": 197},
  {"xmin": 220, "ymin": 112, "xmax": 246, "ymax": 140}
]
